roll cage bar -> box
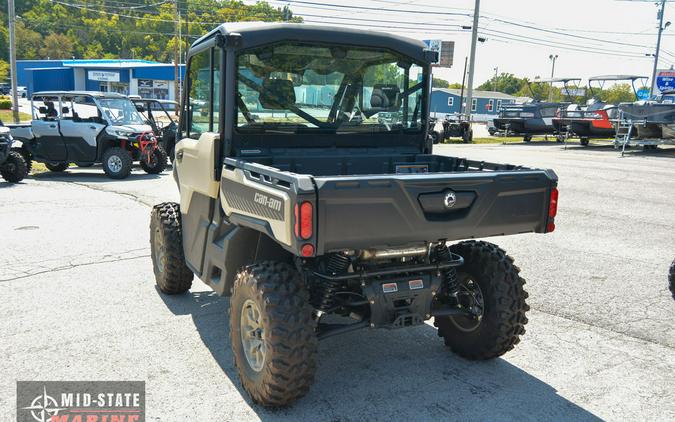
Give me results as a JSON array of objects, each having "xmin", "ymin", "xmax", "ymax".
[
  {"xmin": 525, "ymin": 77, "xmax": 582, "ymax": 102},
  {"xmin": 587, "ymin": 75, "xmax": 648, "ymax": 100}
]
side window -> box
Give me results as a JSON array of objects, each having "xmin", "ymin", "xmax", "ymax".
[
  {"xmin": 447, "ymin": 97, "xmax": 453, "ymax": 107},
  {"xmin": 497, "ymin": 99, "xmax": 502, "ymax": 110},
  {"xmin": 471, "ymin": 98, "xmax": 477, "ymax": 112},
  {"xmin": 187, "ymin": 48, "xmax": 212, "ymax": 139},
  {"xmin": 32, "ymin": 95, "xmax": 60, "ymax": 121},
  {"xmin": 540, "ymin": 107, "xmax": 557, "ymax": 117}
]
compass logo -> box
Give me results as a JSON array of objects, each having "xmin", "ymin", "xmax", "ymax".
[
  {"xmin": 17, "ymin": 381, "xmax": 145, "ymax": 422},
  {"xmin": 22, "ymin": 386, "xmax": 66, "ymax": 422}
]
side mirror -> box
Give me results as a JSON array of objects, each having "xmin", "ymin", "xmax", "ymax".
[
  {"xmin": 135, "ymin": 104, "xmax": 145, "ymax": 113},
  {"xmin": 61, "ymin": 106, "xmax": 69, "ymax": 114}
]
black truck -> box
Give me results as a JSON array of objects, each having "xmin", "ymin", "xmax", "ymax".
[{"xmin": 149, "ymin": 22, "xmax": 559, "ymax": 407}]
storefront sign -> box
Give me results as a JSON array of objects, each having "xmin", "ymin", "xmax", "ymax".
[{"xmin": 88, "ymin": 71, "xmax": 120, "ymax": 82}]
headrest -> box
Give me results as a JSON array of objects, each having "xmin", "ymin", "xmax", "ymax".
[{"xmin": 370, "ymin": 84, "xmax": 401, "ymax": 109}]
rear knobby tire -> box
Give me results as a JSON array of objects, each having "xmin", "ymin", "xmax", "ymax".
[
  {"xmin": 45, "ymin": 162, "xmax": 69, "ymax": 172},
  {"xmin": 669, "ymin": 258, "xmax": 675, "ymax": 300},
  {"xmin": 580, "ymin": 137, "xmax": 590, "ymax": 146},
  {"xmin": 523, "ymin": 135, "xmax": 532, "ymax": 143},
  {"xmin": 435, "ymin": 240, "xmax": 529, "ymax": 360},
  {"xmin": 0, "ymin": 151, "xmax": 28, "ymax": 182},
  {"xmin": 140, "ymin": 146, "xmax": 168, "ymax": 174},
  {"xmin": 149, "ymin": 202, "xmax": 193, "ymax": 294},
  {"xmin": 102, "ymin": 147, "xmax": 132, "ymax": 179},
  {"xmin": 229, "ymin": 261, "xmax": 317, "ymax": 407},
  {"xmin": 12, "ymin": 148, "xmax": 31, "ymax": 173}
]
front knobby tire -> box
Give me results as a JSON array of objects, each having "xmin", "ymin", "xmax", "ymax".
[
  {"xmin": 0, "ymin": 151, "xmax": 28, "ymax": 182},
  {"xmin": 102, "ymin": 147, "xmax": 132, "ymax": 179},
  {"xmin": 149, "ymin": 202, "xmax": 193, "ymax": 294},
  {"xmin": 229, "ymin": 262, "xmax": 317, "ymax": 407},
  {"xmin": 140, "ymin": 146, "xmax": 168, "ymax": 174},
  {"xmin": 669, "ymin": 259, "xmax": 675, "ymax": 300},
  {"xmin": 435, "ymin": 240, "xmax": 529, "ymax": 360}
]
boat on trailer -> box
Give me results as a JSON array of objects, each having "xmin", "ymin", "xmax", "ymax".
[
  {"xmin": 616, "ymin": 89, "xmax": 675, "ymax": 151},
  {"xmin": 557, "ymin": 75, "xmax": 647, "ymax": 146},
  {"xmin": 493, "ymin": 77, "xmax": 581, "ymax": 142}
]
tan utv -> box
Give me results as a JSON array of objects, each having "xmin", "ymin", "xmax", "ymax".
[{"xmin": 150, "ymin": 22, "xmax": 559, "ymax": 407}]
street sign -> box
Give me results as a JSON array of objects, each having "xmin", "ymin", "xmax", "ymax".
[
  {"xmin": 423, "ymin": 40, "xmax": 454, "ymax": 68},
  {"xmin": 654, "ymin": 69, "xmax": 675, "ymax": 95}
]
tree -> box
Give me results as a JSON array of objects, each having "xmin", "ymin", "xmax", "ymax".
[
  {"xmin": 448, "ymin": 82, "xmax": 464, "ymax": 89},
  {"xmin": 432, "ymin": 77, "xmax": 450, "ymax": 88},
  {"xmin": 39, "ymin": 34, "xmax": 74, "ymax": 59},
  {"xmin": 599, "ymin": 83, "xmax": 635, "ymax": 103},
  {"xmin": 516, "ymin": 79, "xmax": 562, "ymax": 102},
  {"xmin": 478, "ymin": 73, "xmax": 525, "ymax": 95},
  {"xmin": 0, "ymin": 59, "xmax": 8, "ymax": 83},
  {"xmin": 15, "ymin": 21, "xmax": 42, "ymax": 59}
]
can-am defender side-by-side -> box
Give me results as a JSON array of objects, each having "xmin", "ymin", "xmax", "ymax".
[
  {"xmin": 149, "ymin": 22, "xmax": 559, "ymax": 407},
  {"xmin": 132, "ymin": 98, "xmax": 179, "ymax": 161},
  {"xmin": 493, "ymin": 77, "xmax": 581, "ymax": 142},
  {"xmin": 0, "ymin": 121, "xmax": 28, "ymax": 183},
  {"xmin": 9, "ymin": 92, "xmax": 167, "ymax": 179}
]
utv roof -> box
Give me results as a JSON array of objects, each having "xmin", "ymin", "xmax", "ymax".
[
  {"xmin": 32, "ymin": 91, "xmax": 128, "ymax": 99},
  {"xmin": 191, "ymin": 22, "xmax": 429, "ymax": 62}
]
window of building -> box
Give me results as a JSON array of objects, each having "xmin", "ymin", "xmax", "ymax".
[
  {"xmin": 447, "ymin": 96, "xmax": 454, "ymax": 107},
  {"xmin": 471, "ymin": 98, "xmax": 477, "ymax": 112},
  {"xmin": 487, "ymin": 99, "xmax": 494, "ymax": 112},
  {"xmin": 497, "ymin": 99, "xmax": 502, "ymax": 111}
]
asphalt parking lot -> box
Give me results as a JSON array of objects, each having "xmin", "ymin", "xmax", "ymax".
[{"xmin": 1, "ymin": 142, "xmax": 674, "ymax": 421}]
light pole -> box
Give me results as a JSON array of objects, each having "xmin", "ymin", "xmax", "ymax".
[
  {"xmin": 548, "ymin": 54, "xmax": 558, "ymax": 102},
  {"xmin": 7, "ymin": 0, "xmax": 19, "ymax": 123},
  {"xmin": 650, "ymin": 0, "xmax": 670, "ymax": 97}
]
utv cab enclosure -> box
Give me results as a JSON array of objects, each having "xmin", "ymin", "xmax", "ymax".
[
  {"xmin": 132, "ymin": 98, "xmax": 179, "ymax": 161},
  {"xmin": 149, "ymin": 22, "xmax": 559, "ymax": 407},
  {"xmin": 10, "ymin": 91, "xmax": 167, "ymax": 179}
]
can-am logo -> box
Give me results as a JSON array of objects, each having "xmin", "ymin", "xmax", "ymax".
[{"xmin": 16, "ymin": 381, "xmax": 145, "ymax": 422}]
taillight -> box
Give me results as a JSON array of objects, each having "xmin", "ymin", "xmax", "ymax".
[
  {"xmin": 548, "ymin": 188, "xmax": 558, "ymax": 218},
  {"xmin": 295, "ymin": 201, "xmax": 313, "ymax": 240},
  {"xmin": 300, "ymin": 202, "xmax": 313, "ymax": 239},
  {"xmin": 546, "ymin": 187, "xmax": 558, "ymax": 233},
  {"xmin": 301, "ymin": 244, "xmax": 314, "ymax": 257}
]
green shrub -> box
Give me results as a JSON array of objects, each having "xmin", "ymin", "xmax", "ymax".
[{"xmin": 0, "ymin": 98, "xmax": 11, "ymax": 109}]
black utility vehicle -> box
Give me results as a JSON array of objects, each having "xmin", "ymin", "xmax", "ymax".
[
  {"xmin": 0, "ymin": 121, "xmax": 28, "ymax": 183},
  {"xmin": 149, "ymin": 23, "xmax": 559, "ymax": 407},
  {"xmin": 9, "ymin": 91, "xmax": 167, "ymax": 179},
  {"xmin": 132, "ymin": 98, "xmax": 179, "ymax": 161}
]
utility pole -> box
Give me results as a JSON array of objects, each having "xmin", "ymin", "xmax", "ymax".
[
  {"xmin": 650, "ymin": 0, "xmax": 668, "ymax": 97},
  {"xmin": 459, "ymin": 56, "xmax": 467, "ymax": 114},
  {"xmin": 173, "ymin": 0, "xmax": 179, "ymax": 103},
  {"xmin": 464, "ymin": 0, "xmax": 480, "ymax": 121},
  {"xmin": 8, "ymin": 0, "xmax": 19, "ymax": 123},
  {"xmin": 548, "ymin": 54, "xmax": 558, "ymax": 102},
  {"xmin": 492, "ymin": 66, "xmax": 498, "ymax": 90}
]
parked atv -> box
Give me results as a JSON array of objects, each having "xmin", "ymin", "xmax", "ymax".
[
  {"xmin": 150, "ymin": 22, "xmax": 558, "ymax": 407},
  {"xmin": 9, "ymin": 92, "xmax": 167, "ymax": 179},
  {"xmin": 132, "ymin": 98, "xmax": 178, "ymax": 162},
  {"xmin": 0, "ymin": 121, "xmax": 28, "ymax": 183}
]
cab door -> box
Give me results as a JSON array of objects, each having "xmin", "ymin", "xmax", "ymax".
[
  {"xmin": 175, "ymin": 45, "xmax": 222, "ymax": 275},
  {"xmin": 59, "ymin": 96, "xmax": 104, "ymax": 162},
  {"xmin": 30, "ymin": 95, "xmax": 67, "ymax": 162}
]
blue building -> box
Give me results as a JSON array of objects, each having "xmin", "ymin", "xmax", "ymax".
[
  {"xmin": 430, "ymin": 88, "xmax": 516, "ymax": 121},
  {"xmin": 16, "ymin": 59, "xmax": 186, "ymax": 100}
]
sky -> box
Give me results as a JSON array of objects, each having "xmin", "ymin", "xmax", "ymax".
[{"xmin": 252, "ymin": 0, "xmax": 675, "ymax": 89}]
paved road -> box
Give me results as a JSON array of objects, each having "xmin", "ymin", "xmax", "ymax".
[{"xmin": 1, "ymin": 142, "xmax": 674, "ymax": 421}]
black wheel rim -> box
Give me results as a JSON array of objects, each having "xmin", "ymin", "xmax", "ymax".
[{"xmin": 449, "ymin": 274, "xmax": 485, "ymax": 332}]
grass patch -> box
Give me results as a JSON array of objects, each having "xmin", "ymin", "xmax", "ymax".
[
  {"xmin": 30, "ymin": 162, "xmax": 48, "ymax": 175},
  {"xmin": 0, "ymin": 109, "xmax": 31, "ymax": 122}
]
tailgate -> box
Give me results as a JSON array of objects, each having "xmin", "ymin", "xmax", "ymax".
[{"xmin": 313, "ymin": 170, "xmax": 558, "ymax": 253}]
